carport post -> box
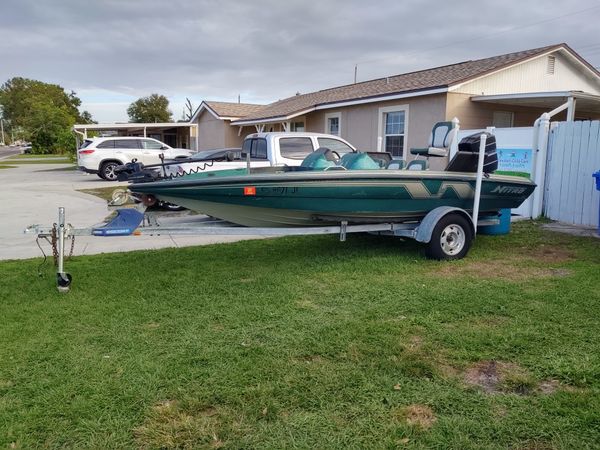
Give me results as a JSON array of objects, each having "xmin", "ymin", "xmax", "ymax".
[
  {"xmin": 566, "ymin": 96, "xmax": 576, "ymax": 121},
  {"xmin": 143, "ymin": 126, "xmax": 147, "ymax": 137}
]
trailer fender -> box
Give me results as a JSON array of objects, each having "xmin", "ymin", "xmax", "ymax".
[{"xmin": 414, "ymin": 207, "xmax": 474, "ymax": 243}]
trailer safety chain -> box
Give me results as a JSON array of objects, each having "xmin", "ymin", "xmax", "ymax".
[{"xmin": 49, "ymin": 223, "xmax": 75, "ymax": 267}]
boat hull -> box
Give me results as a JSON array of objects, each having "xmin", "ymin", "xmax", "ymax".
[{"xmin": 130, "ymin": 170, "xmax": 536, "ymax": 227}]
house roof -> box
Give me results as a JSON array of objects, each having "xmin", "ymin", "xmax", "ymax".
[
  {"xmin": 191, "ymin": 101, "xmax": 265, "ymax": 122},
  {"xmin": 232, "ymin": 43, "xmax": 596, "ymax": 125}
]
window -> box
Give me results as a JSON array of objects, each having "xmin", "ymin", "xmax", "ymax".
[
  {"xmin": 279, "ymin": 137, "xmax": 313, "ymax": 159},
  {"xmin": 492, "ymin": 111, "xmax": 514, "ymax": 128},
  {"xmin": 97, "ymin": 140, "xmax": 115, "ymax": 149},
  {"xmin": 141, "ymin": 139, "xmax": 164, "ymax": 150},
  {"xmin": 317, "ymin": 137, "xmax": 354, "ymax": 154},
  {"xmin": 242, "ymin": 138, "xmax": 268, "ymax": 159},
  {"xmin": 290, "ymin": 121, "xmax": 305, "ymax": 132},
  {"xmin": 384, "ymin": 111, "xmax": 405, "ymax": 157},
  {"xmin": 80, "ymin": 139, "xmax": 93, "ymax": 149},
  {"xmin": 113, "ymin": 139, "xmax": 140, "ymax": 149},
  {"xmin": 324, "ymin": 112, "xmax": 341, "ymax": 135}
]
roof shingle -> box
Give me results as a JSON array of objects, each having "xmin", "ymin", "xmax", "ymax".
[
  {"xmin": 233, "ymin": 44, "xmax": 566, "ymax": 123},
  {"xmin": 204, "ymin": 101, "xmax": 265, "ymax": 119}
]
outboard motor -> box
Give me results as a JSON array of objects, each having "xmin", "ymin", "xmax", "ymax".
[
  {"xmin": 115, "ymin": 160, "xmax": 162, "ymax": 183},
  {"xmin": 445, "ymin": 132, "xmax": 498, "ymax": 174}
]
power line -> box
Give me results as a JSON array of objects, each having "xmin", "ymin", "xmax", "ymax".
[{"xmin": 353, "ymin": 4, "xmax": 600, "ymax": 78}]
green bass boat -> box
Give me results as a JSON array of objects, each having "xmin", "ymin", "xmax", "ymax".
[{"xmin": 128, "ymin": 140, "xmax": 535, "ymax": 228}]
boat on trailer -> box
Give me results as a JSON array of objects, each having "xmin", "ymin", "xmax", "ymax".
[
  {"xmin": 26, "ymin": 132, "xmax": 536, "ymax": 291},
  {"xmin": 127, "ymin": 133, "xmax": 535, "ymax": 228}
]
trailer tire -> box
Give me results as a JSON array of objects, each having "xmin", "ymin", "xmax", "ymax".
[{"xmin": 425, "ymin": 213, "xmax": 473, "ymax": 260}]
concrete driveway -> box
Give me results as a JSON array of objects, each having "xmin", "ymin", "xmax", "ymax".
[{"xmin": 0, "ymin": 161, "xmax": 261, "ymax": 261}]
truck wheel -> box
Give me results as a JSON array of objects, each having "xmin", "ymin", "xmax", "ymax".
[
  {"xmin": 425, "ymin": 213, "xmax": 473, "ymax": 260},
  {"xmin": 100, "ymin": 161, "xmax": 119, "ymax": 181}
]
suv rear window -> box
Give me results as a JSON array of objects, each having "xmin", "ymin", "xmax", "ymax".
[
  {"xmin": 80, "ymin": 139, "xmax": 94, "ymax": 149},
  {"xmin": 279, "ymin": 137, "xmax": 313, "ymax": 159},
  {"xmin": 113, "ymin": 139, "xmax": 140, "ymax": 149},
  {"xmin": 97, "ymin": 140, "xmax": 115, "ymax": 149}
]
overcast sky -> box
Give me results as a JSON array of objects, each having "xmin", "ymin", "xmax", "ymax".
[{"xmin": 2, "ymin": 0, "xmax": 600, "ymax": 122}]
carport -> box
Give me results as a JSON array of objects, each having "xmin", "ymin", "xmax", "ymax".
[
  {"xmin": 73, "ymin": 122, "xmax": 199, "ymax": 150},
  {"xmin": 471, "ymin": 91, "xmax": 600, "ymax": 121}
]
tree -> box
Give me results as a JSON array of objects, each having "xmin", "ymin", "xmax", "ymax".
[
  {"xmin": 127, "ymin": 94, "xmax": 172, "ymax": 123},
  {"xmin": 182, "ymin": 97, "xmax": 195, "ymax": 121},
  {"xmin": 0, "ymin": 77, "xmax": 92, "ymax": 154}
]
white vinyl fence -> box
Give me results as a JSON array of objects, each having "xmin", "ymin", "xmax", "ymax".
[{"xmin": 544, "ymin": 120, "xmax": 600, "ymax": 227}]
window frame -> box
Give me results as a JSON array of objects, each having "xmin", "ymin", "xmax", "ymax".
[
  {"xmin": 324, "ymin": 112, "xmax": 341, "ymax": 136},
  {"xmin": 377, "ymin": 104, "xmax": 409, "ymax": 160},
  {"xmin": 289, "ymin": 121, "xmax": 305, "ymax": 132}
]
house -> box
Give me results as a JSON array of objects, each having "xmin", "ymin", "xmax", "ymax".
[
  {"xmin": 190, "ymin": 101, "xmax": 265, "ymax": 151},
  {"xmin": 192, "ymin": 43, "xmax": 600, "ymax": 168}
]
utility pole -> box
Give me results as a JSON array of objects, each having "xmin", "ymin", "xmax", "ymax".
[
  {"xmin": 0, "ymin": 118, "xmax": 5, "ymax": 146},
  {"xmin": 354, "ymin": 64, "xmax": 358, "ymax": 84}
]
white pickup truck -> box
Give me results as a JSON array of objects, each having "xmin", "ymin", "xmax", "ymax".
[{"xmin": 168, "ymin": 132, "xmax": 357, "ymax": 176}]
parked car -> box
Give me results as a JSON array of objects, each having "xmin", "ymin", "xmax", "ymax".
[
  {"xmin": 167, "ymin": 132, "xmax": 357, "ymax": 177},
  {"xmin": 77, "ymin": 137, "xmax": 195, "ymax": 180},
  {"xmin": 22, "ymin": 144, "xmax": 33, "ymax": 154}
]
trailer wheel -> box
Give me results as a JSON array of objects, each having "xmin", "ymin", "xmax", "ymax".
[{"xmin": 425, "ymin": 213, "xmax": 473, "ymax": 260}]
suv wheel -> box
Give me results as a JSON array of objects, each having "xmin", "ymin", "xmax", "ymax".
[{"xmin": 100, "ymin": 161, "xmax": 119, "ymax": 181}]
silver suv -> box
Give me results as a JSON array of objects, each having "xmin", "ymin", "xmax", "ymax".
[{"xmin": 77, "ymin": 137, "xmax": 195, "ymax": 180}]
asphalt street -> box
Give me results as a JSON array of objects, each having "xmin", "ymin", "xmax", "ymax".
[{"xmin": 0, "ymin": 159, "xmax": 262, "ymax": 261}]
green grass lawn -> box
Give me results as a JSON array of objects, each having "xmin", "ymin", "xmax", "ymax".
[
  {"xmin": 1, "ymin": 222, "xmax": 599, "ymax": 449},
  {"xmin": 9, "ymin": 153, "xmax": 69, "ymax": 159},
  {"xmin": 0, "ymin": 165, "xmax": 16, "ymax": 169},
  {"xmin": 2, "ymin": 158, "xmax": 73, "ymax": 165}
]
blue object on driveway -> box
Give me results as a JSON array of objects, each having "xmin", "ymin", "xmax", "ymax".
[
  {"xmin": 478, "ymin": 208, "xmax": 511, "ymax": 235},
  {"xmin": 92, "ymin": 209, "xmax": 144, "ymax": 236},
  {"xmin": 594, "ymin": 171, "xmax": 600, "ymax": 234}
]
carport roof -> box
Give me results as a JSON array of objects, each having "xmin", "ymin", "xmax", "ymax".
[
  {"xmin": 73, "ymin": 122, "xmax": 196, "ymax": 131},
  {"xmin": 471, "ymin": 91, "xmax": 600, "ymax": 115}
]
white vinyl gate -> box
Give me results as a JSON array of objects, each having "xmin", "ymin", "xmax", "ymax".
[{"xmin": 544, "ymin": 120, "xmax": 600, "ymax": 227}]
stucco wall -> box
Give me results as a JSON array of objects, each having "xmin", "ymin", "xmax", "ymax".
[
  {"xmin": 196, "ymin": 111, "xmax": 255, "ymax": 150},
  {"xmin": 305, "ymin": 94, "xmax": 447, "ymax": 156},
  {"xmin": 197, "ymin": 112, "xmax": 227, "ymax": 150}
]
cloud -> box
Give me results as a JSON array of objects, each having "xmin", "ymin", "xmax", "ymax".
[{"xmin": 1, "ymin": 0, "xmax": 599, "ymax": 121}]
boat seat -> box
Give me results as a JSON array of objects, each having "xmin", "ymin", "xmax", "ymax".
[
  {"xmin": 300, "ymin": 148, "xmax": 337, "ymax": 170},
  {"xmin": 406, "ymin": 160, "xmax": 429, "ymax": 171},
  {"xmin": 409, "ymin": 120, "xmax": 457, "ymax": 159},
  {"xmin": 386, "ymin": 159, "xmax": 406, "ymax": 170},
  {"xmin": 339, "ymin": 152, "xmax": 380, "ymax": 170}
]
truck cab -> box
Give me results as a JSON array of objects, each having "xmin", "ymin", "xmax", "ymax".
[{"xmin": 241, "ymin": 132, "xmax": 356, "ymax": 166}]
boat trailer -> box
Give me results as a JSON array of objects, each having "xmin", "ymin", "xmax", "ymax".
[{"xmin": 26, "ymin": 134, "xmax": 498, "ymax": 292}]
